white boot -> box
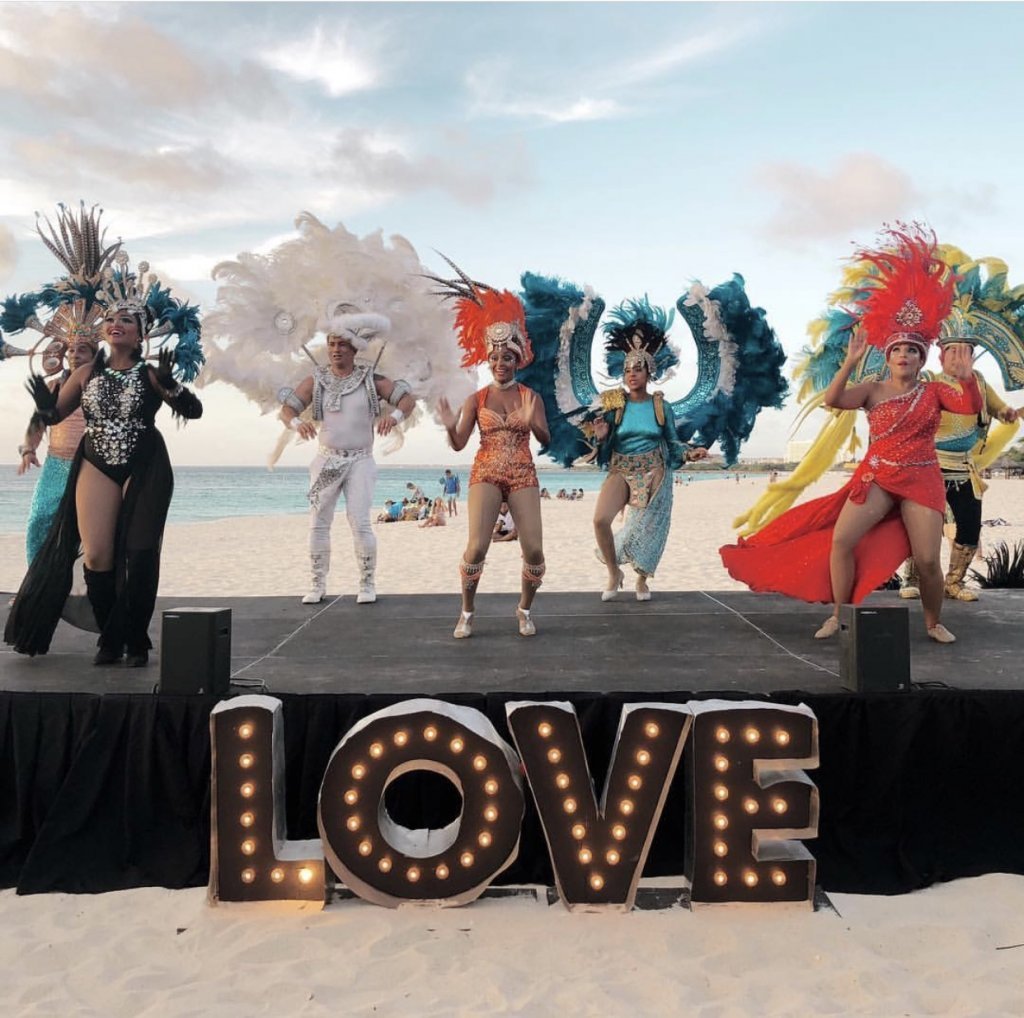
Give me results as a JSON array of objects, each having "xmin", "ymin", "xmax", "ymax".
[
  {"xmin": 302, "ymin": 552, "xmax": 329, "ymax": 604},
  {"xmin": 356, "ymin": 551, "xmax": 377, "ymax": 604}
]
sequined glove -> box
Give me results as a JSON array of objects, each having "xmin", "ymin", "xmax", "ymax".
[{"xmin": 25, "ymin": 374, "xmax": 58, "ymax": 423}]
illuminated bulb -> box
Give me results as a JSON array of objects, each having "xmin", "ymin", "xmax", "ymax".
[
  {"xmin": 606, "ymin": 850, "xmax": 620, "ymax": 865},
  {"xmin": 450, "ymin": 737, "xmax": 464, "ymax": 754},
  {"xmin": 369, "ymin": 742, "xmax": 384, "ymax": 759},
  {"xmin": 270, "ymin": 867, "xmax": 284, "ymax": 883},
  {"xmin": 378, "ymin": 857, "xmax": 392, "ymax": 873},
  {"xmin": 563, "ymin": 797, "xmax": 578, "ymax": 814},
  {"xmin": 240, "ymin": 782, "xmax": 255, "ymax": 798},
  {"xmin": 578, "ymin": 848, "xmax": 592, "ymax": 864},
  {"xmin": 436, "ymin": 864, "xmax": 449, "ymax": 880},
  {"xmin": 644, "ymin": 721, "xmax": 660, "ymax": 738},
  {"xmin": 406, "ymin": 866, "xmax": 421, "ymax": 883},
  {"xmin": 555, "ymin": 773, "xmax": 570, "ymax": 790},
  {"xmin": 547, "ymin": 748, "xmax": 562, "ymax": 764},
  {"xmin": 744, "ymin": 727, "xmax": 761, "ymax": 744},
  {"xmin": 241, "ymin": 868, "xmax": 255, "ymax": 884},
  {"xmin": 483, "ymin": 806, "xmax": 498, "ymax": 822},
  {"xmin": 619, "ymin": 799, "xmax": 634, "ymax": 815},
  {"xmin": 589, "ymin": 874, "xmax": 605, "ymax": 891},
  {"xmin": 713, "ymin": 785, "xmax": 729, "ymax": 801},
  {"xmin": 627, "ymin": 774, "xmax": 642, "ymax": 791},
  {"xmin": 352, "ymin": 764, "xmax": 366, "ymax": 780},
  {"xmin": 298, "ymin": 867, "xmax": 314, "ymax": 884},
  {"xmin": 239, "ymin": 753, "xmax": 254, "ymax": 769},
  {"xmin": 240, "ymin": 812, "xmax": 255, "ymax": 828},
  {"xmin": 393, "ymin": 730, "xmax": 408, "ymax": 746},
  {"xmin": 571, "ymin": 824, "xmax": 586, "ymax": 840},
  {"xmin": 743, "ymin": 798, "xmax": 759, "ymax": 815},
  {"xmin": 346, "ymin": 815, "xmax": 361, "ymax": 831},
  {"xmin": 484, "ymin": 779, "xmax": 498, "ymax": 795},
  {"xmin": 713, "ymin": 813, "xmax": 729, "ymax": 831},
  {"xmin": 538, "ymin": 722, "xmax": 553, "ymax": 738},
  {"xmin": 478, "ymin": 831, "xmax": 492, "ymax": 848},
  {"xmin": 238, "ymin": 722, "xmax": 254, "ymax": 740},
  {"xmin": 715, "ymin": 726, "xmax": 730, "ymax": 744},
  {"xmin": 743, "ymin": 870, "xmax": 759, "ymax": 887},
  {"xmin": 423, "ymin": 725, "xmax": 438, "ymax": 741},
  {"xmin": 713, "ymin": 870, "xmax": 728, "ymax": 886},
  {"xmin": 636, "ymin": 749, "xmax": 651, "ymax": 766},
  {"xmin": 344, "ymin": 789, "xmax": 359, "ymax": 805},
  {"xmin": 611, "ymin": 824, "xmax": 627, "ymax": 841},
  {"xmin": 713, "ymin": 840, "xmax": 728, "ymax": 858},
  {"xmin": 771, "ymin": 798, "xmax": 788, "ymax": 815},
  {"xmin": 713, "ymin": 755, "xmax": 729, "ymax": 772},
  {"xmin": 473, "ymin": 755, "xmax": 487, "ymax": 771},
  {"xmin": 771, "ymin": 870, "xmax": 787, "ymax": 886},
  {"xmin": 240, "ymin": 839, "xmax": 256, "ymax": 856},
  {"xmin": 775, "ymin": 729, "xmax": 791, "ymax": 746},
  {"xmin": 460, "ymin": 851, "xmax": 474, "ymax": 868},
  {"xmin": 358, "ymin": 840, "xmax": 372, "ymax": 857}
]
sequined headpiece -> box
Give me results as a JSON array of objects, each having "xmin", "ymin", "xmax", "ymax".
[
  {"xmin": 602, "ymin": 297, "xmax": 678, "ymax": 381},
  {"xmin": 848, "ymin": 224, "xmax": 955, "ymax": 359},
  {"xmin": 423, "ymin": 254, "xmax": 533, "ymax": 368}
]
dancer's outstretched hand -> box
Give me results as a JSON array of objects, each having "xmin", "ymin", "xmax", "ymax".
[
  {"xmin": 156, "ymin": 348, "xmax": 177, "ymax": 389},
  {"xmin": 845, "ymin": 330, "xmax": 867, "ymax": 366},
  {"xmin": 942, "ymin": 343, "xmax": 974, "ymax": 380},
  {"xmin": 25, "ymin": 374, "xmax": 57, "ymax": 418},
  {"xmin": 438, "ymin": 397, "xmax": 458, "ymax": 431}
]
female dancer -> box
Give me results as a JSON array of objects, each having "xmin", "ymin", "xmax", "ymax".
[
  {"xmin": 592, "ymin": 301, "xmax": 706, "ymax": 600},
  {"xmin": 720, "ymin": 227, "xmax": 980, "ymax": 643},
  {"xmin": 436, "ymin": 279, "xmax": 549, "ymax": 638},
  {"xmin": 5, "ymin": 263, "xmax": 203, "ymax": 665}
]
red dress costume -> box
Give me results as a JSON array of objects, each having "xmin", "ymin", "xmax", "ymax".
[
  {"xmin": 719, "ymin": 377, "xmax": 981, "ymax": 604},
  {"xmin": 468, "ymin": 384, "xmax": 539, "ymax": 498}
]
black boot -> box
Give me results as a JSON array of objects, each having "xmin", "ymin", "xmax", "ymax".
[{"xmin": 83, "ymin": 567, "xmax": 122, "ymax": 665}]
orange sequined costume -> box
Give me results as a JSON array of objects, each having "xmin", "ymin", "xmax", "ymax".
[
  {"xmin": 469, "ymin": 385, "xmax": 539, "ymax": 498},
  {"xmin": 720, "ymin": 378, "xmax": 981, "ymax": 604}
]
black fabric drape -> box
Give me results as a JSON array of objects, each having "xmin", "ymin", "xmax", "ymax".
[{"xmin": 2, "ymin": 689, "xmax": 1023, "ymax": 896}]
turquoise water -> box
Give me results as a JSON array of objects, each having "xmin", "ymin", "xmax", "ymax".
[{"xmin": 0, "ymin": 464, "xmax": 724, "ymax": 533}]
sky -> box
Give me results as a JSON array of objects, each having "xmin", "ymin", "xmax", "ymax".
[{"xmin": 1, "ymin": 0, "xmax": 1023, "ymax": 469}]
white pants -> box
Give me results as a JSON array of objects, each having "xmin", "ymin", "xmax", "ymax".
[{"xmin": 308, "ymin": 451, "xmax": 378, "ymax": 566}]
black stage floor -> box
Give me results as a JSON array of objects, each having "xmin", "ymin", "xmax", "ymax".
[{"xmin": 3, "ymin": 589, "xmax": 1022, "ymax": 694}]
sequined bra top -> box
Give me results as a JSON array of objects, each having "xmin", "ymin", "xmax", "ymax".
[
  {"xmin": 81, "ymin": 361, "xmax": 162, "ymax": 467},
  {"xmin": 475, "ymin": 385, "xmax": 533, "ymax": 465}
]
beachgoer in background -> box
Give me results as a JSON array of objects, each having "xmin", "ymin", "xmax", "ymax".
[
  {"xmin": 406, "ymin": 481, "xmax": 425, "ymax": 502},
  {"xmin": 540, "ymin": 487, "xmax": 550, "ymax": 499},
  {"xmin": 439, "ymin": 468, "xmax": 461, "ymax": 516},
  {"xmin": 420, "ymin": 497, "xmax": 448, "ymax": 528},
  {"xmin": 492, "ymin": 501, "xmax": 518, "ymax": 542}
]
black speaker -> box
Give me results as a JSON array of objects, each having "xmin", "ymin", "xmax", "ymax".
[
  {"xmin": 839, "ymin": 605, "xmax": 911, "ymax": 692},
  {"xmin": 159, "ymin": 607, "xmax": 231, "ymax": 695}
]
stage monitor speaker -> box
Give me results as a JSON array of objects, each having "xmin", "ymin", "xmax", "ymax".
[
  {"xmin": 839, "ymin": 605, "xmax": 910, "ymax": 692},
  {"xmin": 159, "ymin": 607, "xmax": 231, "ymax": 695}
]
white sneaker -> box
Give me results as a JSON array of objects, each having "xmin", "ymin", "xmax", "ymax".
[
  {"xmin": 898, "ymin": 585, "xmax": 920, "ymax": 600},
  {"xmin": 301, "ymin": 589, "xmax": 324, "ymax": 605},
  {"xmin": 814, "ymin": 616, "xmax": 839, "ymax": 639},
  {"xmin": 454, "ymin": 612, "xmax": 473, "ymax": 639},
  {"xmin": 356, "ymin": 587, "xmax": 377, "ymax": 604}
]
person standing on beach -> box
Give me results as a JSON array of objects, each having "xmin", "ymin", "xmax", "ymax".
[
  {"xmin": 432, "ymin": 262, "xmax": 549, "ymax": 639},
  {"xmin": 439, "ymin": 468, "xmax": 461, "ymax": 516},
  {"xmin": 278, "ymin": 311, "xmax": 417, "ymax": 606}
]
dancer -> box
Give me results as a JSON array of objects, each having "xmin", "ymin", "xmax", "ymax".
[
  {"xmin": 720, "ymin": 226, "xmax": 981, "ymax": 643},
  {"xmin": 591, "ymin": 299, "xmax": 706, "ymax": 601},
  {"xmin": 433, "ymin": 264, "xmax": 549, "ymax": 638},
  {"xmin": 5, "ymin": 252, "xmax": 204, "ymax": 664},
  {"xmin": 899, "ymin": 327, "xmax": 1020, "ymax": 601},
  {"xmin": 278, "ymin": 317, "xmax": 416, "ymax": 604},
  {"xmin": 18, "ymin": 321, "xmax": 100, "ymax": 562}
]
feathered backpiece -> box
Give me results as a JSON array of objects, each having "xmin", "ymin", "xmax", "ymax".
[
  {"xmin": 425, "ymin": 254, "xmax": 532, "ymax": 368},
  {"xmin": 849, "ymin": 224, "xmax": 955, "ymax": 355},
  {"xmin": 602, "ymin": 296, "xmax": 678, "ymax": 380},
  {"xmin": 204, "ymin": 213, "xmax": 474, "ymax": 450}
]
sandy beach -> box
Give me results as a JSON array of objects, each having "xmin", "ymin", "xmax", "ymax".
[{"xmin": 3, "ymin": 474, "xmax": 1024, "ymax": 1016}]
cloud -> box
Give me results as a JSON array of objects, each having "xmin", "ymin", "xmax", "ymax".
[
  {"xmin": 465, "ymin": 64, "xmax": 625, "ymax": 124},
  {"xmin": 322, "ymin": 128, "xmax": 531, "ymax": 206},
  {"xmin": 755, "ymin": 154, "xmax": 920, "ymax": 244},
  {"xmin": 609, "ymin": 25, "xmax": 756, "ymax": 89},
  {"xmin": 259, "ymin": 22, "xmax": 383, "ymax": 96},
  {"xmin": 0, "ymin": 223, "xmax": 15, "ymax": 281}
]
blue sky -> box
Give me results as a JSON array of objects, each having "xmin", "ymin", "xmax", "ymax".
[{"xmin": 2, "ymin": 1, "xmax": 1022, "ymax": 467}]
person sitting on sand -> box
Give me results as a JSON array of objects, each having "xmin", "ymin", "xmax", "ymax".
[
  {"xmin": 420, "ymin": 497, "xmax": 448, "ymax": 528},
  {"xmin": 492, "ymin": 502, "xmax": 518, "ymax": 542}
]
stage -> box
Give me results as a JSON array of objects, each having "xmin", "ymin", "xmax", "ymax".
[{"xmin": 2, "ymin": 590, "xmax": 1023, "ymax": 899}]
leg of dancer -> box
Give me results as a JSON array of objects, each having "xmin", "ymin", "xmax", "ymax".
[
  {"xmin": 456, "ymin": 482, "xmax": 503, "ymax": 637},
  {"xmin": 507, "ymin": 484, "xmax": 544, "ymax": 634},
  {"xmin": 593, "ymin": 472, "xmax": 628, "ymax": 599}
]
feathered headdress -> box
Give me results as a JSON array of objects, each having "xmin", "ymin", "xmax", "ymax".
[
  {"xmin": 425, "ymin": 255, "xmax": 532, "ymax": 368},
  {"xmin": 848, "ymin": 224, "xmax": 955, "ymax": 356},
  {"xmin": 602, "ymin": 296, "xmax": 678, "ymax": 380}
]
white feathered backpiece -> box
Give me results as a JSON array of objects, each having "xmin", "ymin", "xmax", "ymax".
[{"xmin": 201, "ymin": 212, "xmax": 475, "ymax": 455}]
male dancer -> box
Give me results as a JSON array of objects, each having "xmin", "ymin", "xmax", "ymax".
[{"xmin": 278, "ymin": 312, "xmax": 416, "ymax": 604}]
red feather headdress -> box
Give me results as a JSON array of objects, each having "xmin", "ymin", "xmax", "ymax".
[{"xmin": 849, "ymin": 224, "xmax": 955, "ymax": 356}]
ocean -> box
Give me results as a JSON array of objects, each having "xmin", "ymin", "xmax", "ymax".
[{"xmin": 0, "ymin": 464, "xmax": 723, "ymax": 534}]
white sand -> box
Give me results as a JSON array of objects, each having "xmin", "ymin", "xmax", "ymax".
[{"xmin": 3, "ymin": 474, "xmax": 1022, "ymax": 599}]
